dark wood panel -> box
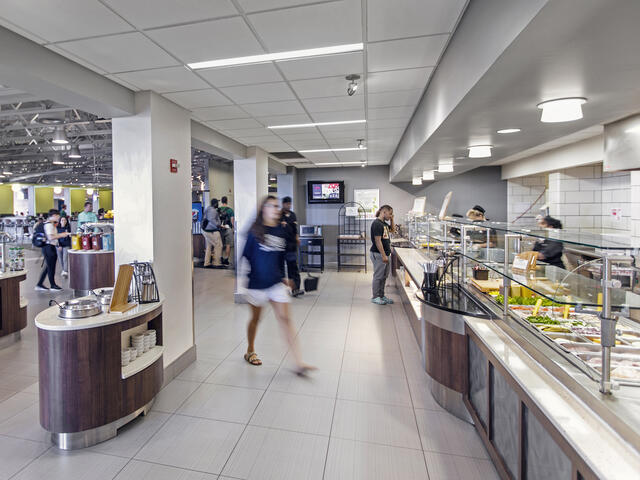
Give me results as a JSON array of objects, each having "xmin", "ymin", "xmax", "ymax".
[
  {"xmin": 0, "ymin": 274, "xmax": 27, "ymax": 338},
  {"xmin": 425, "ymin": 321, "xmax": 467, "ymax": 393},
  {"xmin": 38, "ymin": 305, "xmax": 163, "ymax": 433},
  {"xmin": 69, "ymin": 252, "xmax": 115, "ymax": 291},
  {"xmin": 193, "ymin": 234, "xmax": 205, "ymax": 259}
]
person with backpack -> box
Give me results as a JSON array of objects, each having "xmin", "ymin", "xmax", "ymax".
[
  {"xmin": 34, "ymin": 209, "xmax": 70, "ymax": 292},
  {"xmin": 57, "ymin": 215, "xmax": 72, "ymax": 277},
  {"xmin": 219, "ymin": 196, "xmax": 234, "ymax": 266},
  {"xmin": 201, "ymin": 198, "xmax": 223, "ymax": 268}
]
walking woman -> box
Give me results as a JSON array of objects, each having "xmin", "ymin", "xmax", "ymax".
[
  {"xmin": 57, "ymin": 215, "xmax": 71, "ymax": 277},
  {"xmin": 241, "ymin": 196, "xmax": 313, "ymax": 375}
]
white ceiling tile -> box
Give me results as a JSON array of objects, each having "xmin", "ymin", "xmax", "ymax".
[
  {"xmin": 310, "ymin": 110, "xmax": 365, "ymax": 123},
  {"xmin": 278, "ymin": 52, "xmax": 363, "ymax": 81},
  {"xmin": 54, "ymin": 33, "xmax": 179, "ymax": 73},
  {"xmin": 290, "ymin": 75, "xmax": 363, "ymax": 99},
  {"xmin": 367, "ymin": 35, "xmax": 448, "ymax": 72},
  {"xmin": 115, "ymin": 66, "xmax": 209, "ymax": 93},
  {"xmin": 248, "ymin": 0, "xmax": 361, "ymax": 51},
  {"xmin": 0, "ymin": 0, "xmax": 132, "ymax": 43},
  {"xmin": 237, "ymin": 0, "xmax": 324, "ymax": 13},
  {"xmin": 367, "ymin": 89, "xmax": 422, "ymax": 108},
  {"xmin": 192, "ymin": 105, "xmax": 249, "ymax": 121},
  {"xmin": 302, "ymin": 95, "xmax": 363, "ymax": 113},
  {"xmin": 287, "ymin": 141, "xmax": 330, "ymax": 150},
  {"xmin": 146, "ymin": 17, "xmax": 264, "ymax": 64},
  {"xmin": 220, "ymin": 82, "xmax": 294, "ymax": 104},
  {"xmin": 368, "ymin": 0, "xmax": 466, "ymax": 42},
  {"xmin": 367, "ymin": 68, "xmax": 432, "ymax": 94},
  {"xmin": 199, "ymin": 63, "xmax": 283, "ymax": 87},
  {"xmin": 0, "ymin": 16, "xmax": 47, "ymax": 43},
  {"xmin": 367, "ymin": 117, "xmax": 410, "ymax": 129},
  {"xmin": 336, "ymin": 150, "xmax": 367, "ymax": 161},
  {"xmin": 105, "ymin": 74, "xmax": 140, "ymax": 91},
  {"xmin": 303, "ymin": 152, "xmax": 338, "ymax": 162},
  {"xmin": 207, "ymin": 118, "xmax": 264, "ymax": 130},
  {"xmin": 241, "ymin": 100, "xmax": 304, "ymax": 117},
  {"xmin": 318, "ymin": 124, "xmax": 365, "ymax": 137},
  {"xmin": 46, "ymin": 45, "xmax": 108, "ymax": 75},
  {"xmin": 103, "ymin": 0, "xmax": 238, "ymax": 29},
  {"xmin": 254, "ymin": 113, "xmax": 312, "ymax": 126},
  {"xmin": 368, "ymin": 106, "xmax": 414, "ymax": 119},
  {"xmin": 163, "ymin": 89, "xmax": 232, "ymax": 109},
  {"xmin": 276, "ymin": 131, "xmax": 323, "ymax": 141},
  {"xmin": 224, "ymin": 128, "xmax": 272, "ymax": 137},
  {"xmin": 236, "ymin": 135, "xmax": 282, "ymax": 144}
]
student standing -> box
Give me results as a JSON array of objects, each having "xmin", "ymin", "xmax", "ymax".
[
  {"xmin": 370, "ymin": 205, "xmax": 394, "ymax": 305},
  {"xmin": 77, "ymin": 201, "xmax": 98, "ymax": 228},
  {"xmin": 36, "ymin": 209, "xmax": 70, "ymax": 292},
  {"xmin": 202, "ymin": 198, "xmax": 223, "ymax": 268},
  {"xmin": 56, "ymin": 216, "xmax": 71, "ymax": 277},
  {"xmin": 280, "ymin": 196, "xmax": 303, "ymax": 297},
  {"xmin": 219, "ymin": 196, "xmax": 234, "ymax": 266},
  {"xmin": 241, "ymin": 196, "xmax": 313, "ymax": 375}
]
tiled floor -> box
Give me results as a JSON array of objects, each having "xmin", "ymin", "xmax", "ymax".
[{"xmin": 0, "ymin": 250, "xmax": 498, "ymax": 479}]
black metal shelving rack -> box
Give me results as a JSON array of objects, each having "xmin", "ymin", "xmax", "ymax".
[{"xmin": 337, "ymin": 202, "xmax": 367, "ymax": 272}]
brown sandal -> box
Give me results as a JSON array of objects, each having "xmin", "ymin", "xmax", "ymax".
[{"xmin": 244, "ymin": 352, "xmax": 262, "ymax": 366}]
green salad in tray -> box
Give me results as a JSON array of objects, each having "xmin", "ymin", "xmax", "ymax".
[{"xmin": 495, "ymin": 295, "xmax": 561, "ymax": 307}]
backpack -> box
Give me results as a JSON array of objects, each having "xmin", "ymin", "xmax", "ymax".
[
  {"xmin": 32, "ymin": 222, "xmax": 47, "ymax": 247},
  {"xmin": 219, "ymin": 207, "xmax": 230, "ymax": 228}
]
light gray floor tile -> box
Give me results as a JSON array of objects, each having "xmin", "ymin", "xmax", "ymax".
[
  {"xmin": 250, "ymin": 390, "xmax": 335, "ymax": 435},
  {"xmin": 269, "ymin": 367, "xmax": 340, "ymax": 398},
  {"xmin": 331, "ymin": 399, "xmax": 421, "ymax": 449},
  {"xmin": 282, "ymin": 347, "xmax": 344, "ymax": 372},
  {"xmin": 338, "ymin": 372, "xmax": 412, "ymax": 406},
  {"xmin": 114, "ymin": 459, "xmax": 218, "ymax": 479},
  {"xmin": 297, "ymin": 329, "xmax": 347, "ymax": 351},
  {"xmin": 415, "ymin": 409, "xmax": 489, "ymax": 459},
  {"xmin": 0, "ymin": 387, "xmax": 16, "ymax": 402},
  {"xmin": 151, "ymin": 379, "xmax": 200, "ymax": 414},
  {"xmin": 408, "ymin": 380, "xmax": 446, "ymax": 412},
  {"xmin": 204, "ymin": 358, "xmax": 278, "ymax": 389},
  {"xmin": 230, "ymin": 340, "xmax": 289, "ymax": 365},
  {"xmin": 341, "ymin": 351, "xmax": 406, "ymax": 378},
  {"xmin": 0, "ymin": 436, "xmax": 49, "ymax": 480},
  {"xmin": 178, "ymin": 383, "xmax": 263, "ymax": 423},
  {"xmin": 344, "ymin": 330, "xmax": 401, "ymax": 355},
  {"xmin": 0, "ymin": 392, "xmax": 38, "ymax": 423},
  {"xmin": 12, "ymin": 448, "xmax": 128, "ymax": 480},
  {"xmin": 89, "ymin": 411, "xmax": 170, "ymax": 458},
  {"xmin": 222, "ymin": 426, "xmax": 328, "ymax": 480},
  {"xmin": 135, "ymin": 414, "xmax": 243, "ymax": 474},
  {"xmin": 424, "ymin": 451, "xmax": 500, "ymax": 480},
  {"xmin": 324, "ymin": 437, "xmax": 429, "ymax": 480},
  {"xmin": 0, "ymin": 373, "xmax": 38, "ymax": 392},
  {"xmin": 20, "ymin": 381, "xmax": 40, "ymax": 394},
  {"xmin": 0, "ymin": 403, "xmax": 50, "ymax": 444},
  {"xmin": 176, "ymin": 356, "xmax": 226, "ymax": 382}
]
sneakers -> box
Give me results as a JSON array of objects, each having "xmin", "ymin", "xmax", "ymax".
[
  {"xmin": 221, "ymin": 258, "xmax": 230, "ymax": 266},
  {"xmin": 49, "ymin": 285, "xmax": 63, "ymax": 292},
  {"xmin": 35, "ymin": 285, "xmax": 48, "ymax": 292},
  {"xmin": 291, "ymin": 289, "xmax": 305, "ymax": 297},
  {"xmin": 381, "ymin": 296, "xmax": 394, "ymax": 304},
  {"xmin": 371, "ymin": 297, "xmax": 386, "ymax": 305},
  {"xmin": 61, "ymin": 271, "xmax": 68, "ymax": 277}
]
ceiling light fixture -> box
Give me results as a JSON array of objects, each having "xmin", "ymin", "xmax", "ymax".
[
  {"xmin": 412, "ymin": 177, "xmax": 422, "ymax": 186},
  {"xmin": 497, "ymin": 128, "xmax": 521, "ymax": 134},
  {"xmin": 68, "ymin": 145, "xmax": 81, "ymax": 158},
  {"xmin": 468, "ymin": 145, "xmax": 492, "ymax": 158},
  {"xmin": 438, "ymin": 164, "xmax": 454, "ymax": 173},
  {"xmin": 188, "ymin": 43, "xmax": 364, "ymax": 70},
  {"xmin": 11, "ymin": 184, "xmax": 22, "ymax": 192},
  {"xmin": 357, "ymin": 139, "xmax": 365, "ymax": 149},
  {"xmin": 2, "ymin": 171, "xmax": 11, "ymax": 175},
  {"xmin": 346, "ymin": 74, "xmax": 360, "ymax": 96},
  {"xmin": 52, "ymin": 153, "xmax": 65, "ymax": 165},
  {"xmin": 53, "ymin": 187, "xmax": 62, "ymax": 194},
  {"xmin": 86, "ymin": 188, "xmax": 94, "ymax": 195},
  {"xmin": 537, "ymin": 97, "xmax": 586, "ymax": 123},
  {"xmin": 299, "ymin": 147, "xmax": 367, "ymax": 153},
  {"xmin": 315, "ymin": 161, "xmax": 364, "ymax": 166},
  {"xmin": 422, "ymin": 170, "xmax": 435, "ymax": 181},
  {"xmin": 625, "ymin": 125, "xmax": 640, "ymax": 134},
  {"xmin": 52, "ymin": 126, "xmax": 69, "ymax": 144},
  {"xmin": 268, "ymin": 119, "xmax": 366, "ymax": 129}
]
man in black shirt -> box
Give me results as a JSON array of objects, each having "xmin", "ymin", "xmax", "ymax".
[
  {"xmin": 281, "ymin": 197, "xmax": 303, "ymax": 297},
  {"xmin": 370, "ymin": 204, "xmax": 394, "ymax": 305}
]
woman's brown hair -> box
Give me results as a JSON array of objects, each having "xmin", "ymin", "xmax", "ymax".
[{"xmin": 250, "ymin": 195, "xmax": 278, "ymax": 242}]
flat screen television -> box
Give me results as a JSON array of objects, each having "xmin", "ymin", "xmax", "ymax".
[{"xmin": 307, "ymin": 180, "xmax": 345, "ymax": 204}]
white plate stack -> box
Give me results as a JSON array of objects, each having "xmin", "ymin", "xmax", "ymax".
[
  {"xmin": 121, "ymin": 349, "xmax": 130, "ymax": 366},
  {"xmin": 132, "ymin": 334, "xmax": 145, "ymax": 356},
  {"xmin": 128, "ymin": 347, "xmax": 137, "ymax": 361},
  {"xmin": 144, "ymin": 330, "xmax": 156, "ymax": 351}
]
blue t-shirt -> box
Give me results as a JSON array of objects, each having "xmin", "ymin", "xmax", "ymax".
[{"xmin": 242, "ymin": 225, "xmax": 286, "ymax": 290}]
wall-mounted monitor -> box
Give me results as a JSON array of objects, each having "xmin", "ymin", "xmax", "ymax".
[{"xmin": 307, "ymin": 180, "xmax": 345, "ymax": 204}]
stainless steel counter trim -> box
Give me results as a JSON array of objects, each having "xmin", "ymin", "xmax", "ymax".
[{"xmin": 429, "ymin": 376, "xmax": 473, "ymax": 424}]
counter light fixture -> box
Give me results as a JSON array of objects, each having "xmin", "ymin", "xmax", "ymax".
[
  {"xmin": 52, "ymin": 126, "xmax": 69, "ymax": 144},
  {"xmin": 268, "ymin": 119, "xmax": 366, "ymax": 129},
  {"xmin": 299, "ymin": 147, "xmax": 366, "ymax": 153},
  {"xmin": 188, "ymin": 43, "xmax": 364, "ymax": 70},
  {"xmin": 537, "ymin": 97, "xmax": 586, "ymax": 123},
  {"xmin": 412, "ymin": 176, "xmax": 422, "ymax": 186},
  {"xmin": 68, "ymin": 145, "xmax": 81, "ymax": 158},
  {"xmin": 468, "ymin": 145, "xmax": 492, "ymax": 158},
  {"xmin": 438, "ymin": 164, "xmax": 454, "ymax": 173},
  {"xmin": 422, "ymin": 170, "xmax": 435, "ymax": 181},
  {"xmin": 497, "ymin": 128, "xmax": 521, "ymax": 134}
]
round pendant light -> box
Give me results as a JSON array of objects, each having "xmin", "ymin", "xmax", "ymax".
[
  {"xmin": 52, "ymin": 126, "xmax": 69, "ymax": 144},
  {"xmin": 468, "ymin": 145, "xmax": 492, "ymax": 158},
  {"xmin": 537, "ymin": 98, "xmax": 587, "ymax": 123}
]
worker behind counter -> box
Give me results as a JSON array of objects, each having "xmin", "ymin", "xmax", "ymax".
[
  {"xmin": 465, "ymin": 205, "xmax": 495, "ymax": 248},
  {"xmin": 532, "ymin": 216, "xmax": 566, "ymax": 270}
]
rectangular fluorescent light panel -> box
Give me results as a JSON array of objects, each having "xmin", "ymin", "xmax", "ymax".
[
  {"xmin": 268, "ymin": 119, "xmax": 366, "ymax": 130},
  {"xmin": 188, "ymin": 43, "xmax": 364, "ymax": 70},
  {"xmin": 315, "ymin": 162, "xmax": 363, "ymax": 166},
  {"xmin": 438, "ymin": 164, "xmax": 454, "ymax": 173},
  {"xmin": 299, "ymin": 147, "xmax": 367, "ymax": 153}
]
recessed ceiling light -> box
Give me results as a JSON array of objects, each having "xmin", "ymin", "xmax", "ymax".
[
  {"xmin": 497, "ymin": 128, "xmax": 521, "ymax": 134},
  {"xmin": 468, "ymin": 145, "xmax": 492, "ymax": 158},
  {"xmin": 422, "ymin": 170, "xmax": 435, "ymax": 181},
  {"xmin": 412, "ymin": 177, "xmax": 422, "ymax": 186},
  {"xmin": 625, "ymin": 125, "xmax": 640, "ymax": 134},
  {"xmin": 438, "ymin": 164, "xmax": 454, "ymax": 173},
  {"xmin": 188, "ymin": 43, "xmax": 364, "ymax": 70},
  {"xmin": 537, "ymin": 97, "xmax": 586, "ymax": 123},
  {"xmin": 300, "ymin": 147, "xmax": 367, "ymax": 153},
  {"xmin": 268, "ymin": 119, "xmax": 366, "ymax": 130}
]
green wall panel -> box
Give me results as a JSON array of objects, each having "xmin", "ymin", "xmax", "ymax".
[
  {"xmin": 0, "ymin": 185, "xmax": 13, "ymax": 214},
  {"xmin": 35, "ymin": 187, "xmax": 53, "ymax": 213}
]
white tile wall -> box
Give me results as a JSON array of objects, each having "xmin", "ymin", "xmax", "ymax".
[{"xmin": 507, "ymin": 175, "xmax": 547, "ymax": 224}]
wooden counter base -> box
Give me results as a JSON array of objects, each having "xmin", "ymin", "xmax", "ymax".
[
  {"xmin": 0, "ymin": 272, "xmax": 27, "ymax": 347},
  {"xmin": 69, "ymin": 250, "xmax": 115, "ymax": 293}
]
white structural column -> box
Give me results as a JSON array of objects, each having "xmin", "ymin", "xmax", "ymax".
[
  {"xmin": 112, "ymin": 91, "xmax": 194, "ymax": 366},
  {"xmin": 233, "ymin": 147, "xmax": 269, "ymax": 300}
]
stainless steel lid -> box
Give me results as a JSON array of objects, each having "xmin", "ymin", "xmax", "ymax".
[{"xmin": 62, "ymin": 298, "xmax": 100, "ymax": 310}]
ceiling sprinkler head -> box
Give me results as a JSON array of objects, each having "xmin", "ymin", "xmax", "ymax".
[{"xmin": 346, "ymin": 74, "xmax": 360, "ymax": 96}]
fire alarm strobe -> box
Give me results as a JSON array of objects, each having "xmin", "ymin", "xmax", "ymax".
[{"xmin": 169, "ymin": 158, "xmax": 179, "ymax": 173}]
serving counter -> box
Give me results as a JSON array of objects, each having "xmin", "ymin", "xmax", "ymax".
[
  {"xmin": 0, "ymin": 269, "xmax": 27, "ymax": 348},
  {"xmin": 68, "ymin": 249, "xmax": 115, "ymax": 296},
  {"xmin": 36, "ymin": 299, "xmax": 163, "ymax": 450}
]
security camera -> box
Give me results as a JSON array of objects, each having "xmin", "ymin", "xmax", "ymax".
[{"xmin": 346, "ymin": 74, "xmax": 360, "ymax": 96}]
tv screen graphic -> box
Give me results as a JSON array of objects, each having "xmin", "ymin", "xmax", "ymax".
[{"xmin": 307, "ymin": 181, "xmax": 345, "ymax": 204}]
